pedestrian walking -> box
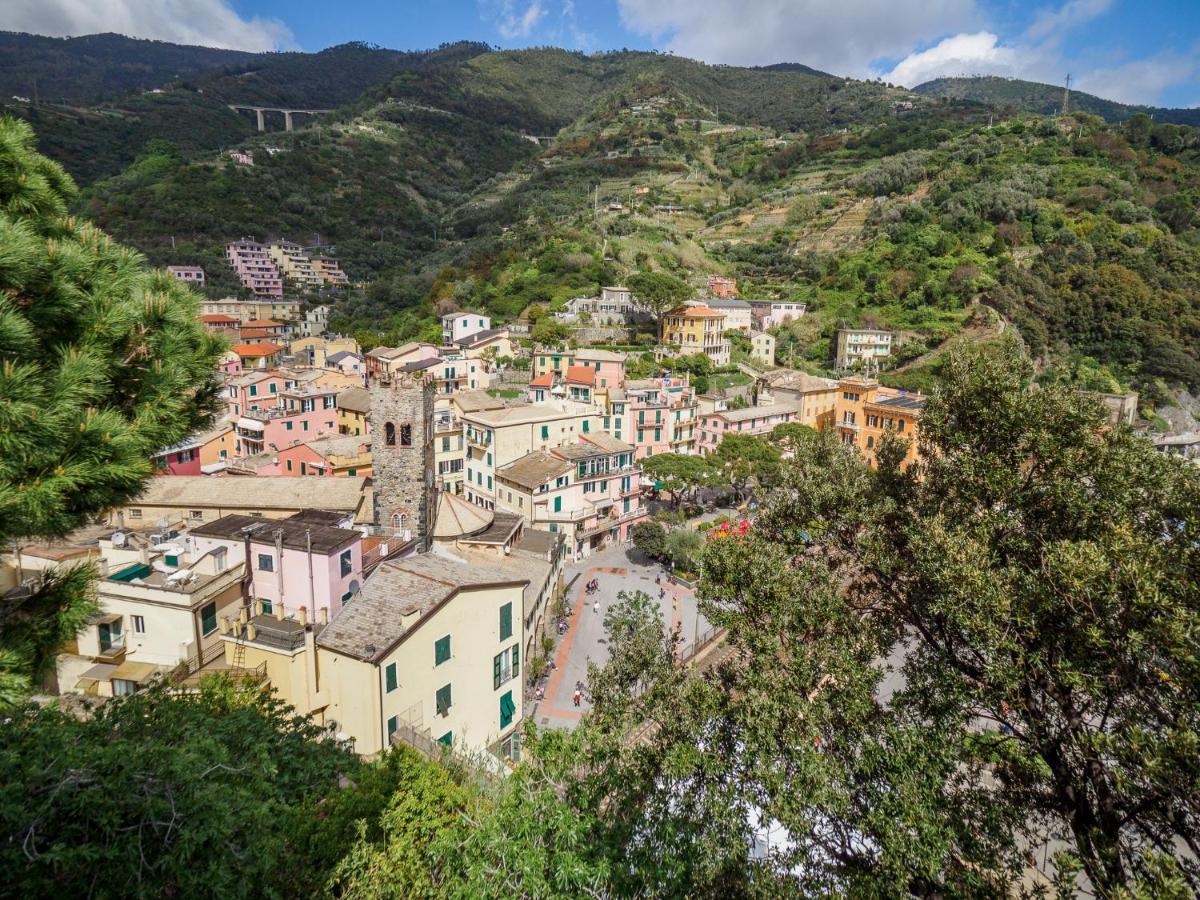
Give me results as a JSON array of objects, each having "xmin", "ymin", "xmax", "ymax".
[
  {"xmin": 573, "ymin": 689, "xmax": 581, "ymax": 707},
  {"xmin": 593, "ymin": 600, "xmax": 600, "ymax": 614}
]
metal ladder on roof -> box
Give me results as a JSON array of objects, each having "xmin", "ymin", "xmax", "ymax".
[{"xmin": 230, "ymin": 621, "xmax": 247, "ymax": 672}]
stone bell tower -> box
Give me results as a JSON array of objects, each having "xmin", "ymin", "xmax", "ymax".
[{"xmin": 369, "ymin": 371, "xmax": 436, "ymax": 549}]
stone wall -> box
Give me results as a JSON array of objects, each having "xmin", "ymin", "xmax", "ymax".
[{"xmin": 369, "ymin": 374, "xmax": 436, "ymax": 549}]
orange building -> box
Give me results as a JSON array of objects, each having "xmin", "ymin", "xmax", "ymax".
[{"xmin": 834, "ymin": 376, "xmax": 924, "ymax": 468}]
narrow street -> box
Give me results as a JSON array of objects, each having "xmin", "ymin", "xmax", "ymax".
[{"xmin": 532, "ymin": 543, "xmax": 710, "ymax": 730}]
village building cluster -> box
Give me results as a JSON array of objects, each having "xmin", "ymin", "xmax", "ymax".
[{"xmin": 1, "ymin": 271, "xmax": 951, "ymax": 768}]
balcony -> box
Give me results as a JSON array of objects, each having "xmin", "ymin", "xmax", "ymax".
[
  {"xmin": 434, "ymin": 417, "xmax": 459, "ymax": 434},
  {"xmin": 465, "ymin": 430, "xmax": 492, "ymax": 450},
  {"xmin": 537, "ymin": 505, "xmax": 592, "ymax": 523}
]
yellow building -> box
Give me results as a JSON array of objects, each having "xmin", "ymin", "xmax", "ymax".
[
  {"xmin": 834, "ymin": 376, "xmax": 924, "ymax": 468},
  {"xmin": 201, "ymin": 297, "xmax": 301, "ymax": 322},
  {"xmin": 290, "ymin": 335, "xmax": 360, "ymax": 368},
  {"xmin": 758, "ymin": 369, "xmax": 839, "ymax": 429},
  {"xmin": 196, "ymin": 424, "xmax": 237, "ymax": 471},
  {"xmin": 222, "ymin": 553, "xmax": 530, "ymax": 759},
  {"xmin": 337, "ymin": 387, "xmax": 370, "ymax": 436},
  {"xmin": 661, "ymin": 305, "xmax": 730, "ymax": 366},
  {"xmin": 311, "ymin": 255, "xmax": 349, "ymax": 286}
]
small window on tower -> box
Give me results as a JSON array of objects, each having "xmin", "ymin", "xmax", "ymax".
[
  {"xmin": 400, "ymin": 424, "xmax": 412, "ymax": 447},
  {"xmin": 384, "ymin": 422, "xmax": 396, "ymax": 446}
]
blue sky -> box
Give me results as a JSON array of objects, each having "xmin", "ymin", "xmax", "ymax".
[{"xmin": 4, "ymin": 0, "xmax": 1198, "ymax": 106}]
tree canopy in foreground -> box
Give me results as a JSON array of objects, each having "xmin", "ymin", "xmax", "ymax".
[
  {"xmin": 573, "ymin": 337, "xmax": 1200, "ymax": 896},
  {"xmin": 0, "ymin": 117, "xmax": 221, "ymax": 702}
]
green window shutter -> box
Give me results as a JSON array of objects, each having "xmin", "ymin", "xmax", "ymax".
[
  {"xmin": 200, "ymin": 602, "xmax": 217, "ymax": 635},
  {"xmin": 553, "ymin": 496, "xmax": 562, "ymax": 512},
  {"xmin": 165, "ymin": 554, "xmax": 178, "ymax": 566},
  {"xmin": 341, "ymin": 591, "xmax": 353, "ymax": 604},
  {"xmin": 499, "ymin": 602, "xmax": 512, "ymax": 640},
  {"xmin": 387, "ymin": 716, "xmax": 398, "ymax": 739},
  {"xmin": 493, "ymin": 652, "xmax": 501, "ymax": 690},
  {"xmin": 261, "ymin": 598, "xmax": 273, "ymax": 615},
  {"xmin": 541, "ymin": 425, "xmax": 549, "ymax": 439},
  {"xmin": 512, "ymin": 645, "xmax": 519, "ymax": 677},
  {"xmin": 347, "ymin": 468, "xmax": 356, "ymax": 476},
  {"xmin": 435, "ymin": 635, "xmax": 451, "ymax": 665},
  {"xmin": 499, "ymin": 690, "xmax": 514, "ymax": 728},
  {"xmin": 436, "ymin": 684, "xmax": 452, "ymax": 716},
  {"xmin": 438, "ymin": 731, "xmax": 452, "ymax": 747},
  {"xmin": 582, "ymin": 420, "xmax": 590, "ymax": 433},
  {"xmin": 385, "ymin": 663, "xmax": 397, "ymax": 693},
  {"xmin": 250, "ymin": 385, "xmax": 257, "ymax": 396}
]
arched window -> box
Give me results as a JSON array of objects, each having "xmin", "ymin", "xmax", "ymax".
[
  {"xmin": 399, "ymin": 424, "xmax": 412, "ymax": 447},
  {"xmin": 384, "ymin": 422, "xmax": 396, "ymax": 446}
]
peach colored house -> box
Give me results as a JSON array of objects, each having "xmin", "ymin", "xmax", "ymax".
[
  {"xmin": 275, "ymin": 436, "xmax": 371, "ymax": 478},
  {"xmin": 697, "ymin": 402, "xmax": 800, "ymax": 455},
  {"xmin": 190, "ymin": 513, "xmax": 364, "ymax": 620}
]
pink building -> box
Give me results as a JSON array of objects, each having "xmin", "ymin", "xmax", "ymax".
[
  {"xmin": 625, "ymin": 376, "xmax": 699, "ymax": 457},
  {"xmin": 226, "ymin": 371, "xmax": 293, "ymax": 418},
  {"xmin": 697, "ymin": 402, "xmax": 800, "ymax": 455},
  {"xmin": 218, "ymin": 351, "xmax": 243, "ymax": 377},
  {"xmin": 226, "ymin": 240, "xmax": 283, "ymax": 297},
  {"xmin": 573, "ymin": 349, "xmax": 625, "ymax": 390},
  {"xmin": 235, "ymin": 386, "xmax": 341, "ymax": 457},
  {"xmin": 168, "ymin": 265, "xmax": 206, "ymax": 287},
  {"xmin": 190, "ymin": 513, "xmax": 364, "ymax": 620},
  {"xmin": 152, "ymin": 437, "xmax": 202, "ymax": 475}
]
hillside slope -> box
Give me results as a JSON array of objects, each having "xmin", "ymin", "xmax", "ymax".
[
  {"xmin": 0, "ymin": 31, "xmax": 257, "ymax": 102},
  {"xmin": 914, "ymin": 76, "xmax": 1200, "ymax": 126},
  {"xmin": 2, "ymin": 40, "xmax": 482, "ymax": 183}
]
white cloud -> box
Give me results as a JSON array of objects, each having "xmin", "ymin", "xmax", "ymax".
[
  {"xmin": 493, "ymin": 0, "xmax": 547, "ymax": 40},
  {"xmin": 881, "ymin": 31, "xmax": 1033, "ymax": 86},
  {"xmin": 0, "ymin": 0, "xmax": 293, "ymax": 51},
  {"xmin": 1075, "ymin": 49, "xmax": 1200, "ymax": 106},
  {"xmin": 616, "ymin": 0, "xmax": 979, "ymax": 77}
]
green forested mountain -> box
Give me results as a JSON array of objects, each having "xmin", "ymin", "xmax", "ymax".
[
  {"xmin": 0, "ymin": 31, "xmax": 258, "ymax": 101},
  {"xmin": 914, "ymin": 75, "xmax": 1200, "ymax": 126},
  {"xmin": 5, "ymin": 33, "xmax": 1198, "ymax": 408},
  {"xmin": 1, "ymin": 40, "xmax": 478, "ymax": 183}
]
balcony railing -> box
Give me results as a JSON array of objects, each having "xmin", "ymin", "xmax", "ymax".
[{"xmin": 538, "ymin": 506, "xmax": 592, "ymax": 523}]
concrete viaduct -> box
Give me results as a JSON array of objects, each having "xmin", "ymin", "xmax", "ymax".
[{"xmin": 227, "ymin": 105, "xmax": 333, "ymax": 132}]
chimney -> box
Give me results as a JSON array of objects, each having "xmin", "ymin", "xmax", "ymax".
[
  {"xmin": 246, "ymin": 622, "xmax": 257, "ymax": 641},
  {"xmin": 319, "ymin": 607, "xmax": 328, "ymax": 626},
  {"xmin": 275, "ymin": 602, "xmax": 285, "ymax": 621},
  {"xmin": 298, "ymin": 606, "xmax": 308, "ymax": 627},
  {"xmin": 219, "ymin": 616, "xmax": 230, "ymax": 635},
  {"xmin": 238, "ymin": 607, "xmax": 249, "ymax": 626},
  {"xmin": 253, "ymin": 599, "xmax": 263, "ymax": 617}
]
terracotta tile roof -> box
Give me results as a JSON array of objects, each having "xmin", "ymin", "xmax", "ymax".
[
  {"xmin": 200, "ymin": 314, "xmax": 238, "ymax": 323},
  {"xmin": 668, "ymin": 305, "xmax": 723, "ymax": 317},
  {"xmin": 231, "ymin": 342, "xmax": 284, "ymax": 357},
  {"xmin": 565, "ymin": 365, "xmax": 595, "ymax": 386},
  {"xmin": 529, "ymin": 373, "xmax": 554, "ymax": 388}
]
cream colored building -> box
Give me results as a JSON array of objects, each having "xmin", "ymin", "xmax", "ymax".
[
  {"xmin": 750, "ymin": 331, "xmax": 775, "ymax": 367},
  {"xmin": 117, "ymin": 476, "xmax": 372, "ymax": 527},
  {"xmin": 53, "ymin": 530, "xmax": 244, "ymax": 698},
  {"xmin": 222, "ymin": 547, "xmax": 546, "ymax": 760},
  {"xmin": 268, "ymin": 241, "xmax": 323, "ymax": 290},
  {"xmin": 460, "ymin": 401, "xmax": 602, "ymax": 510},
  {"xmin": 433, "ymin": 391, "xmax": 506, "ymax": 495}
]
